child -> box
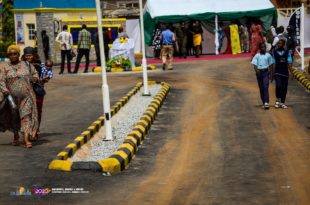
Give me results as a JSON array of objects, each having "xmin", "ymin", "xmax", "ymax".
[
  {"xmin": 251, "ymin": 43, "xmax": 274, "ymax": 109},
  {"xmin": 272, "ymin": 39, "xmax": 292, "ymax": 109},
  {"xmin": 35, "ymin": 60, "xmax": 53, "ymax": 139},
  {"xmin": 41, "ymin": 60, "xmax": 53, "ymax": 82}
]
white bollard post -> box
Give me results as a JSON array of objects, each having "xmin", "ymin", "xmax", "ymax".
[
  {"xmin": 300, "ymin": 3, "xmax": 305, "ymax": 71},
  {"xmin": 139, "ymin": 0, "xmax": 151, "ymax": 96},
  {"xmin": 95, "ymin": 0, "xmax": 113, "ymax": 140},
  {"xmin": 215, "ymin": 15, "xmax": 219, "ymax": 55}
]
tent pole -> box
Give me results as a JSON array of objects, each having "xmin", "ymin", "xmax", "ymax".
[
  {"xmin": 95, "ymin": 0, "xmax": 113, "ymax": 141},
  {"xmin": 300, "ymin": 3, "xmax": 305, "ymax": 71},
  {"xmin": 215, "ymin": 15, "xmax": 219, "ymax": 55},
  {"xmin": 139, "ymin": 0, "xmax": 151, "ymax": 96}
]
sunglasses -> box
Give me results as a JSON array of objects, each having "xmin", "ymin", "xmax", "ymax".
[{"xmin": 8, "ymin": 52, "xmax": 18, "ymax": 56}]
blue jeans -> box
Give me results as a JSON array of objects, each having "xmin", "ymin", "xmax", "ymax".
[{"xmin": 256, "ymin": 70, "xmax": 269, "ymax": 104}]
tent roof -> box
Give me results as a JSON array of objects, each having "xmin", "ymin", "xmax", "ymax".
[{"xmin": 146, "ymin": 0, "xmax": 275, "ymax": 18}]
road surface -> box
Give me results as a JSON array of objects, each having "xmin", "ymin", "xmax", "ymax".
[{"xmin": 0, "ymin": 57, "xmax": 309, "ymax": 205}]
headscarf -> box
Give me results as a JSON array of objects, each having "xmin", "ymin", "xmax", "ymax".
[
  {"xmin": 7, "ymin": 45, "xmax": 21, "ymax": 55},
  {"xmin": 23, "ymin": 46, "xmax": 35, "ymax": 55}
]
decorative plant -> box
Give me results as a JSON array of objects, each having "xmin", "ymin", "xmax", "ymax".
[{"xmin": 106, "ymin": 56, "xmax": 131, "ymax": 69}]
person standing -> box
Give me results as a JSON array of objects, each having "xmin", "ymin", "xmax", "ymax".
[
  {"xmin": 152, "ymin": 25, "xmax": 162, "ymax": 59},
  {"xmin": 272, "ymin": 39, "xmax": 292, "ymax": 109},
  {"xmin": 250, "ymin": 21, "xmax": 264, "ymax": 58},
  {"xmin": 239, "ymin": 24, "xmax": 249, "ymax": 53},
  {"xmin": 74, "ymin": 24, "xmax": 92, "ymax": 73},
  {"xmin": 190, "ymin": 21, "xmax": 203, "ymax": 58},
  {"xmin": 161, "ymin": 25, "xmax": 175, "ymax": 70},
  {"xmin": 56, "ymin": 25, "xmax": 73, "ymax": 74},
  {"xmin": 271, "ymin": 26, "xmax": 287, "ymax": 52},
  {"xmin": 0, "ymin": 45, "xmax": 39, "ymax": 148},
  {"xmin": 251, "ymin": 43, "xmax": 274, "ymax": 109},
  {"xmin": 217, "ymin": 22, "xmax": 226, "ymax": 54},
  {"xmin": 41, "ymin": 30, "xmax": 50, "ymax": 61},
  {"xmin": 175, "ymin": 22, "xmax": 188, "ymax": 58},
  {"xmin": 94, "ymin": 29, "xmax": 110, "ymax": 67}
]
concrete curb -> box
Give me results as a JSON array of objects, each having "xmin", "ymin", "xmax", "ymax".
[
  {"xmin": 290, "ymin": 67, "xmax": 310, "ymax": 91},
  {"xmin": 48, "ymin": 81, "xmax": 170, "ymax": 173}
]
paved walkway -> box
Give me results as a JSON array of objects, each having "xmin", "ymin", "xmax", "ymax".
[{"xmin": 0, "ymin": 57, "xmax": 309, "ymax": 205}]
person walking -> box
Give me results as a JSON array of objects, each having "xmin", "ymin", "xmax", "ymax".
[
  {"xmin": 74, "ymin": 24, "xmax": 92, "ymax": 73},
  {"xmin": 41, "ymin": 30, "xmax": 50, "ymax": 61},
  {"xmin": 251, "ymin": 43, "xmax": 274, "ymax": 109},
  {"xmin": 56, "ymin": 25, "xmax": 73, "ymax": 74},
  {"xmin": 22, "ymin": 47, "xmax": 53, "ymax": 139},
  {"xmin": 161, "ymin": 25, "xmax": 175, "ymax": 70},
  {"xmin": 272, "ymin": 39, "xmax": 292, "ymax": 109},
  {"xmin": 250, "ymin": 20, "xmax": 264, "ymax": 58},
  {"xmin": 0, "ymin": 45, "xmax": 39, "ymax": 148}
]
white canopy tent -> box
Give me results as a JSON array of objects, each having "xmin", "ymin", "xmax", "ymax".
[{"xmin": 144, "ymin": 0, "xmax": 277, "ymax": 53}]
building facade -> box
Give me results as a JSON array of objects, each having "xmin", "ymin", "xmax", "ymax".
[{"xmin": 14, "ymin": 0, "xmax": 128, "ymax": 63}]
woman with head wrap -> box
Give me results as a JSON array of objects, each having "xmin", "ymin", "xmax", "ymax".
[{"xmin": 0, "ymin": 45, "xmax": 39, "ymax": 148}]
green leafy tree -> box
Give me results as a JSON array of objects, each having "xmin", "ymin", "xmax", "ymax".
[
  {"xmin": 1, "ymin": 0, "xmax": 15, "ymax": 57},
  {"xmin": 2, "ymin": 0, "xmax": 14, "ymax": 43}
]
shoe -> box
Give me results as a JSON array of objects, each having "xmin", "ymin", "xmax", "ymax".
[
  {"xmin": 12, "ymin": 139, "xmax": 19, "ymax": 146},
  {"xmin": 59, "ymin": 71, "xmax": 64, "ymax": 75},
  {"xmin": 162, "ymin": 63, "xmax": 166, "ymax": 70},
  {"xmin": 168, "ymin": 67, "xmax": 173, "ymax": 70},
  {"xmin": 280, "ymin": 103, "xmax": 288, "ymax": 109},
  {"xmin": 275, "ymin": 101, "xmax": 280, "ymax": 109},
  {"xmin": 83, "ymin": 70, "xmax": 88, "ymax": 73},
  {"xmin": 24, "ymin": 142, "xmax": 32, "ymax": 148},
  {"xmin": 263, "ymin": 102, "xmax": 270, "ymax": 110}
]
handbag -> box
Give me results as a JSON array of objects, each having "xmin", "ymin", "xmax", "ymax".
[
  {"xmin": 32, "ymin": 82, "xmax": 46, "ymax": 97},
  {"xmin": 25, "ymin": 62, "xmax": 46, "ymax": 97}
]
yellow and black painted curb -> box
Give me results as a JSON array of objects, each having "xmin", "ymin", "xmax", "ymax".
[
  {"xmin": 48, "ymin": 81, "xmax": 170, "ymax": 173},
  {"xmin": 290, "ymin": 67, "xmax": 310, "ymax": 91}
]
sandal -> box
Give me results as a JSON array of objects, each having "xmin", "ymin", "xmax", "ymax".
[
  {"xmin": 12, "ymin": 139, "xmax": 20, "ymax": 146},
  {"xmin": 24, "ymin": 142, "xmax": 32, "ymax": 148}
]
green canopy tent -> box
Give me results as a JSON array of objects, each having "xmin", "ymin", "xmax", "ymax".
[{"xmin": 144, "ymin": 0, "xmax": 277, "ymax": 49}]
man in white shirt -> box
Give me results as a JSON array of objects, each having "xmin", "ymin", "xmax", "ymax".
[{"xmin": 56, "ymin": 25, "xmax": 73, "ymax": 74}]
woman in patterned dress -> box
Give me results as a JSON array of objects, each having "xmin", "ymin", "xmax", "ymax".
[
  {"xmin": 250, "ymin": 21, "xmax": 265, "ymax": 58},
  {"xmin": 0, "ymin": 45, "xmax": 39, "ymax": 148}
]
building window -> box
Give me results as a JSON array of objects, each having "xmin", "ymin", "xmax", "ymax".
[
  {"xmin": 27, "ymin": 24, "xmax": 36, "ymax": 40},
  {"xmin": 117, "ymin": 1, "xmax": 139, "ymax": 9},
  {"xmin": 101, "ymin": 1, "xmax": 107, "ymax": 9}
]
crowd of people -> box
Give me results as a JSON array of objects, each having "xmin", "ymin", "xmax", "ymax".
[
  {"xmin": 152, "ymin": 20, "xmax": 297, "ymax": 72},
  {"xmin": 0, "ymin": 45, "xmax": 53, "ymax": 148}
]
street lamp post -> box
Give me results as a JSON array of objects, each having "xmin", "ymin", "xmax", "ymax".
[
  {"xmin": 139, "ymin": 0, "xmax": 151, "ymax": 96},
  {"xmin": 95, "ymin": 0, "xmax": 113, "ymax": 140}
]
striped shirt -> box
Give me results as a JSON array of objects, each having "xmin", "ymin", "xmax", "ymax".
[{"xmin": 78, "ymin": 29, "xmax": 92, "ymax": 49}]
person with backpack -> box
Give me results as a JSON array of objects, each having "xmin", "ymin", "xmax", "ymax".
[{"xmin": 272, "ymin": 39, "xmax": 292, "ymax": 109}]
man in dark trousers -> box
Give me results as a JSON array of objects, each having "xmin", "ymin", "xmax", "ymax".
[
  {"xmin": 55, "ymin": 25, "xmax": 73, "ymax": 74},
  {"xmin": 74, "ymin": 24, "xmax": 92, "ymax": 73},
  {"xmin": 41, "ymin": 30, "xmax": 49, "ymax": 61},
  {"xmin": 94, "ymin": 29, "xmax": 110, "ymax": 67}
]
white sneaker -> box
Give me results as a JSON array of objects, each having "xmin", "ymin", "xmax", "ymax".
[
  {"xmin": 280, "ymin": 103, "xmax": 288, "ymax": 109},
  {"xmin": 275, "ymin": 101, "xmax": 280, "ymax": 109},
  {"xmin": 263, "ymin": 103, "xmax": 270, "ymax": 110}
]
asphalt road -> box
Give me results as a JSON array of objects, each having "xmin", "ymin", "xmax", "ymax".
[{"xmin": 0, "ymin": 57, "xmax": 309, "ymax": 205}]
